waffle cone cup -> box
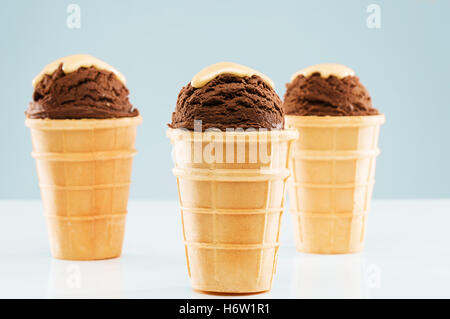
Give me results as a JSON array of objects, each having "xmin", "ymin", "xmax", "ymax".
[
  {"xmin": 286, "ymin": 115, "xmax": 385, "ymax": 254},
  {"xmin": 26, "ymin": 116, "xmax": 142, "ymax": 260},
  {"xmin": 168, "ymin": 128, "xmax": 297, "ymax": 293}
]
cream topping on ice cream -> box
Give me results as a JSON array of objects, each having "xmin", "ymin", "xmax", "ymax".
[
  {"xmin": 27, "ymin": 55, "xmax": 138, "ymax": 119},
  {"xmin": 290, "ymin": 63, "xmax": 355, "ymax": 81},
  {"xmin": 32, "ymin": 54, "xmax": 126, "ymax": 87},
  {"xmin": 191, "ymin": 62, "xmax": 275, "ymax": 89},
  {"xmin": 284, "ymin": 63, "xmax": 378, "ymax": 116}
]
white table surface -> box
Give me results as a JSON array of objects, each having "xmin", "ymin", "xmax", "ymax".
[{"xmin": 0, "ymin": 199, "xmax": 449, "ymax": 299}]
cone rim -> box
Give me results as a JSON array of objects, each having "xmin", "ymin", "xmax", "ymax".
[
  {"xmin": 285, "ymin": 114, "xmax": 385, "ymax": 127},
  {"xmin": 167, "ymin": 127, "xmax": 298, "ymax": 141},
  {"xmin": 25, "ymin": 115, "xmax": 143, "ymax": 130}
]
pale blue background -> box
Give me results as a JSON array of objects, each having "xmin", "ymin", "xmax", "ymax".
[{"xmin": 0, "ymin": 0, "xmax": 449, "ymax": 199}]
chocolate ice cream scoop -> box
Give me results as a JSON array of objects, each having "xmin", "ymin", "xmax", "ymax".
[
  {"xmin": 26, "ymin": 54, "xmax": 139, "ymax": 119},
  {"xmin": 283, "ymin": 63, "xmax": 379, "ymax": 116},
  {"xmin": 169, "ymin": 62, "xmax": 284, "ymax": 131}
]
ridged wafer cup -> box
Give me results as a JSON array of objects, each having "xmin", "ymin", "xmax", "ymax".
[
  {"xmin": 286, "ymin": 115, "xmax": 384, "ymax": 254},
  {"xmin": 168, "ymin": 128, "xmax": 297, "ymax": 293},
  {"xmin": 26, "ymin": 116, "xmax": 142, "ymax": 260}
]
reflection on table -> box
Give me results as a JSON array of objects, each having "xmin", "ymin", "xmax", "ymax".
[
  {"xmin": 47, "ymin": 258, "xmax": 123, "ymax": 298},
  {"xmin": 291, "ymin": 253, "xmax": 380, "ymax": 298}
]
